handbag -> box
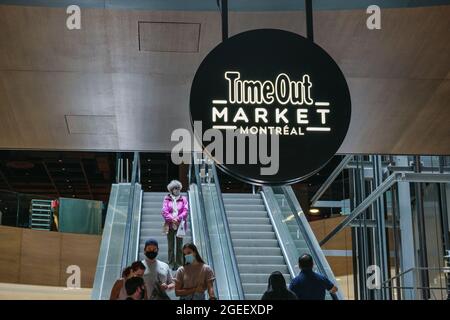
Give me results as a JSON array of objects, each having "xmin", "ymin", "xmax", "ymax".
[{"xmin": 176, "ymin": 220, "xmax": 186, "ymax": 238}]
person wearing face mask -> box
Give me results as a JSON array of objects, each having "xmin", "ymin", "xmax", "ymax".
[
  {"xmin": 174, "ymin": 243, "xmax": 216, "ymax": 300},
  {"xmin": 141, "ymin": 238, "xmax": 175, "ymax": 300},
  {"xmin": 125, "ymin": 276, "xmax": 146, "ymax": 300},
  {"xmin": 162, "ymin": 180, "xmax": 189, "ymax": 271},
  {"xmin": 109, "ymin": 261, "xmax": 146, "ymax": 300}
]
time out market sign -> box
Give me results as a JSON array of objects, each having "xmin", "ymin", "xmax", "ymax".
[{"xmin": 189, "ymin": 29, "xmax": 351, "ymax": 185}]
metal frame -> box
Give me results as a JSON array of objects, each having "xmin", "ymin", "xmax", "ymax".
[
  {"xmin": 311, "ymin": 155, "xmax": 353, "ymax": 206},
  {"xmin": 320, "ymin": 172, "xmax": 450, "ymax": 246}
]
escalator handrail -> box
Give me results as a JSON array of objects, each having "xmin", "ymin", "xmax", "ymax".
[
  {"xmin": 121, "ymin": 152, "xmax": 140, "ymax": 271},
  {"xmin": 191, "ymin": 154, "xmax": 219, "ymax": 299},
  {"xmin": 210, "ymin": 161, "xmax": 245, "ymax": 300},
  {"xmin": 281, "ymin": 186, "xmax": 344, "ymax": 300}
]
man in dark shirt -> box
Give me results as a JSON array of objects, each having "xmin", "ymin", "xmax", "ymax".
[{"xmin": 289, "ymin": 254, "xmax": 338, "ymax": 300}]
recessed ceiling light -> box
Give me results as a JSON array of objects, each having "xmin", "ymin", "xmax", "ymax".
[{"xmin": 309, "ymin": 208, "xmax": 320, "ymax": 214}]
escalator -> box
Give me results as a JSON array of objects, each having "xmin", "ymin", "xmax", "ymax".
[
  {"xmin": 92, "ymin": 152, "xmax": 343, "ymax": 300},
  {"xmin": 223, "ymin": 193, "xmax": 291, "ymax": 299},
  {"xmin": 138, "ymin": 192, "xmax": 191, "ymax": 262}
]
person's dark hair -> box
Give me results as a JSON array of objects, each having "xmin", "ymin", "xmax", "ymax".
[
  {"xmin": 266, "ymin": 271, "xmax": 288, "ymax": 293},
  {"xmin": 182, "ymin": 243, "xmax": 205, "ymax": 265},
  {"xmin": 144, "ymin": 238, "xmax": 159, "ymax": 250},
  {"xmin": 130, "ymin": 260, "xmax": 146, "ymax": 272},
  {"xmin": 298, "ymin": 253, "xmax": 314, "ymax": 270},
  {"xmin": 122, "ymin": 266, "xmax": 132, "ymax": 278},
  {"xmin": 125, "ymin": 276, "xmax": 144, "ymax": 296}
]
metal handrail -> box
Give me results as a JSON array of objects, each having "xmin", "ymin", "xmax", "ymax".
[
  {"xmin": 382, "ymin": 267, "xmax": 450, "ymax": 300},
  {"xmin": 120, "ymin": 152, "xmax": 140, "ymax": 271},
  {"xmin": 383, "ymin": 267, "xmax": 450, "ymax": 286},
  {"xmin": 210, "ymin": 160, "xmax": 245, "ymax": 300},
  {"xmin": 134, "ymin": 188, "xmax": 143, "ymax": 261},
  {"xmin": 191, "ymin": 153, "xmax": 219, "ymax": 299}
]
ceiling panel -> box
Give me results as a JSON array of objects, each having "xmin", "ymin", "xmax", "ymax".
[{"xmin": 0, "ymin": 4, "xmax": 448, "ymax": 155}]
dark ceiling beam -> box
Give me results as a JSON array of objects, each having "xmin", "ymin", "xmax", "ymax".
[
  {"xmin": 42, "ymin": 161, "xmax": 60, "ymax": 198},
  {"xmin": 79, "ymin": 159, "xmax": 94, "ymax": 200}
]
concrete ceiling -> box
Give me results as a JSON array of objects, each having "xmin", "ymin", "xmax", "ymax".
[{"xmin": 0, "ymin": 3, "xmax": 449, "ymax": 154}]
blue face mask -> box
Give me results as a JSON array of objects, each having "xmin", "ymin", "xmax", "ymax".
[{"xmin": 185, "ymin": 254, "xmax": 195, "ymax": 265}]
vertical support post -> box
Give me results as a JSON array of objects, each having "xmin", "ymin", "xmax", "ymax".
[
  {"xmin": 414, "ymin": 156, "xmax": 430, "ymax": 299},
  {"xmin": 372, "ymin": 155, "xmax": 390, "ymax": 299},
  {"xmin": 305, "ymin": 0, "xmax": 314, "ymax": 41},
  {"xmin": 221, "ymin": 0, "xmax": 228, "ymax": 41},
  {"xmin": 395, "ymin": 156, "xmax": 417, "ymax": 300}
]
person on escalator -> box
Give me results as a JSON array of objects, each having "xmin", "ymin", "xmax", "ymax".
[
  {"xmin": 174, "ymin": 243, "xmax": 216, "ymax": 300},
  {"xmin": 141, "ymin": 238, "xmax": 175, "ymax": 300},
  {"xmin": 110, "ymin": 261, "xmax": 146, "ymax": 300},
  {"xmin": 289, "ymin": 253, "xmax": 338, "ymax": 300},
  {"xmin": 161, "ymin": 180, "xmax": 189, "ymax": 271},
  {"xmin": 261, "ymin": 271, "xmax": 297, "ymax": 300},
  {"xmin": 124, "ymin": 276, "xmax": 146, "ymax": 300}
]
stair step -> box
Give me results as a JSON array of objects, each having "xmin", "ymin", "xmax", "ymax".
[
  {"xmin": 232, "ymin": 239, "xmax": 279, "ymax": 248},
  {"xmin": 236, "ymin": 255, "xmax": 286, "ymax": 264},
  {"xmin": 222, "ymin": 193, "xmax": 261, "ymax": 199},
  {"xmin": 229, "ymin": 224, "xmax": 273, "ymax": 232},
  {"xmin": 230, "ymin": 231, "xmax": 276, "ymax": 240},
  {"xmin": 240, "ymin": 273, "xmax": 291, "ymax": 283},
  {"xmin": 222, "ymin": 199, "xmax": 264, "ymax": 205},
  {"xmin": 242, "ymin": 283, "xmax": 269, "ymax": 294},
  {"xmin": 227, "ymin": 217, "xmax": 271, "ymax": 224},
  {"xmin": 244, "ymin": 293, "xmax": 263, "ymax": 300},
  {"xmin": 226, "ymin": 211, "xmax": 268, "ymax": 218},
  {"xmin": 233, "ymin": 247, "xmax": 282, "ymax": 256},
  {"xmin": 224, "ymin": 204, "xmax": 266, "ymax": 211},
  {"xmin": 238, "ymin": 264, "xmax": 289, "ymax": 274}
]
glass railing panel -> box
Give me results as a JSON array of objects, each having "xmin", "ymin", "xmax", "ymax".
[
  {"xmin": 201, "ymin": 182, "xmax": 241, "ymax": 300},
  {"xmin": 267, "ymin": 185, "xmax": 343, "ymax": 300},
  {"xmin": 91, "ymin": 183, "xmax": 131, "ymax": 300}
]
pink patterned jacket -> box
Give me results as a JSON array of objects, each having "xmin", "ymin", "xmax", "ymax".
[{"xmin": 161, "ymin": 194, "xmax": 189, "ymax": 231}]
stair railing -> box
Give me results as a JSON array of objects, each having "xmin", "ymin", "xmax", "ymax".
[
  {"xmin": 121, "ymin": 152, "xmax": 142, "ymax": 270},
  {"xmin": 209, "ymin": 159, "xmax": 245, "ymax": 300}
]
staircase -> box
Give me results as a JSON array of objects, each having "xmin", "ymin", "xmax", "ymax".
[
  {"xmin": 139, "ymin": 192, "xmax": 191, "ymax": 263},
  {"xmin": 223, "ymin": 193, "xmax": 291, "ymax": 300},
  {"xmin": 30, "ymin": 199, "xmax": 53, "ymax": 231}
]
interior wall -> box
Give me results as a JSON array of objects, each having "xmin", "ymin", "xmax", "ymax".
[
  {"xmin": 0, "ymin": 225, "xmax": 101, "ymax": 288},
  {"xmin": 310, "ymin": 216, "xmax": 354, "ymax": 299}
]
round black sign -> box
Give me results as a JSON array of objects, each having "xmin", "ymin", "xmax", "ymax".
[{"xmin": 190, "ymin": 29, "xmax": 351, "ymax": 185}]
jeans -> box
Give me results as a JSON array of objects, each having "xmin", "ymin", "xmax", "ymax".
[{"xmin": 167, "ymin": 228, "xmax": 183, "ymax": 268}]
